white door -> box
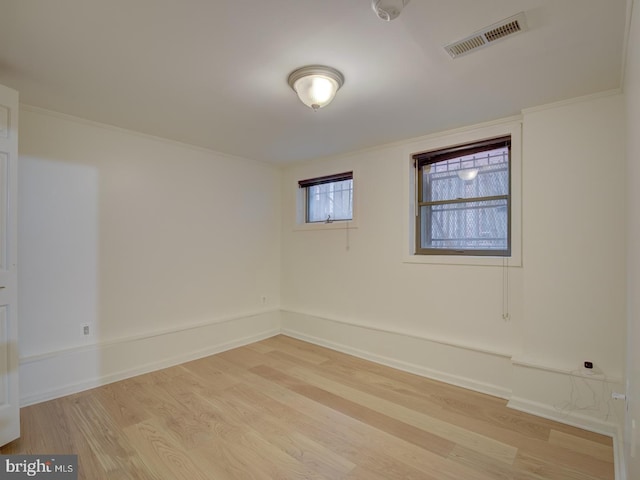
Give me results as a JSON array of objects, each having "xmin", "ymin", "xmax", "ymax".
[{"xmin": 0, "ymin": 84, "xmax": 19, "ymax": 446}]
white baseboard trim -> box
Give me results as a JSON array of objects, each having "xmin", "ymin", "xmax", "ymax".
[
  {"xmin": 613, "ymin": 424, "xmax": 627, "ymax": 480},
  {"xmin": 507, "ymin": 396, "xmax": 617, "ymax": 436},
  {"xmin": 19, "ymin": 310, "xmax": 281, "ymax": 406},
  {"xmin": 512, "ymin": 355, "xmax": 623, "ymax": 384},
  {"xmin": 20, "ymin": 308, "xmax": 280, "ymax": 365},
  {"xmin": 507, "ymin": 396, "xmax": 625, "ymax": 480},
  {"xmin": 282, "ymin": 328, "xmax": 512, "ymax": 400},
  {"xmin": 281, "ymin": 310, "xmax": 627, "ymax": 452},
  {"xmin": 280, "ymin": 309, "xmax": 514, "ymax": 400},
  {"xmin": 280, "ymin": 309, "xmax": 513, "ymax": 358},
  {"xmin": 19, "ymin": 304, "xmax": 628, "ymax": 480}
]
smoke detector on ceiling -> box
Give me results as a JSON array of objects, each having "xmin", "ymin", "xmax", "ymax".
[
  {"xmin": 371, "ymin": 0, "xmax": 410, "ymax": 22},
  {"xmin": 444, "ymin": 12, "xmax": 528, "ymax": 58}
]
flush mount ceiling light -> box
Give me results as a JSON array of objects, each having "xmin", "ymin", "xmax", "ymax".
[
  {"xmin": 287, "ymin": 65, "xmax": 344, "ymax": 111},
  {"xmin": 371, "ymin": 0, "xmax": 410, "ymax": 21}
]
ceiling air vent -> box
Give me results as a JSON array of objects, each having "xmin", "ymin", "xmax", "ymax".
[{"xmin": 444, "ymin": 12, "xmax": 527, "ymax": 59}]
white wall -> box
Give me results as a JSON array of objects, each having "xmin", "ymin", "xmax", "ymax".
[
  {"xmin": 518, "ymin": 93, "xmax": 626, "ymax": 376},
  {"xmin": 513, "ymin": 93, "xmax": 626, "ymax": 445},
  {"xmin": 281, "ymin": 131, "xmax": 522, "ymax": 355},
  {"xmin": 281, "ymin": 92, "xmax": 626, "ymax": 434},
  {"xmin": 625, "ymin": 0, "xmax": 640, "ymax": 477},
  {"xmin": 18, "ymin": 107, "xmax": 281, "ymax": 404}
]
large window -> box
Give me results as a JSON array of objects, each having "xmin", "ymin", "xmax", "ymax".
[
  {"xmin": 298, "ymin": 171, "xmax": 353, "ymax": 223},
  {"xmin": 414, "ymin": 136, "xmax": 511, "ymax": 256}
]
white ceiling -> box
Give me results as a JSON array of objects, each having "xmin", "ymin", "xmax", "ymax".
[{"xmin": 0, "ymin": 0, "xmax": 628, "ymax": 164}]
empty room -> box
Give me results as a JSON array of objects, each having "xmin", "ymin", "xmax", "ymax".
[{"xmin": 0, "ymin": 0, "xmax": 639, "ymax": 479}]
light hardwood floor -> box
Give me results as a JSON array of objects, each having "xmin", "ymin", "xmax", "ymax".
[{"xmin": 2, "ymin": 335, "xmax": 614, "ymax": 479}]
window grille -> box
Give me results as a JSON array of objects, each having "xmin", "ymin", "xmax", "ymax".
[{"xmin": 414, "ymin": 137, "xmax": 511, "ymax": 256}]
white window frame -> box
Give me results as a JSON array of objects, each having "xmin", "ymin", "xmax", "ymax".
[{"xmin": 403, "ymin": 119, "xmax": 522, "ymax": 266}]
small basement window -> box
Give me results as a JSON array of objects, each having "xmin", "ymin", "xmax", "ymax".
[
  {"xmin": 413, "ymin": 136, "xmax": 511, "ymax": 256},
  {"xmin": 298, "ymin": 172, "xmax": 353, "ymax": 223}
]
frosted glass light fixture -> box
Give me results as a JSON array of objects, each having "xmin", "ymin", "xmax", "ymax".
[
  {"xmin": 457, "ymin": 169, "xmax": 479, "ymax": 181},
  {"xmin": 372, "ymin": 0, "xmax": 410, "ymax": 22},
  {"xmin": 288, "ymin": 65, "xmax": 344, "ymax": 111}
]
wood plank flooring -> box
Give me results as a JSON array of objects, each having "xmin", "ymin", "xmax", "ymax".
[{"xmin": 1, "ymin": 335, "xmax": 614, "ymax": 479}]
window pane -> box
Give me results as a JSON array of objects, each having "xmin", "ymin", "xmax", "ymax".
[
  {"xmin": 420, "ymin": 199, "xmax": 508, "ymax": 251},
  {"xmin": 422, "ymin": 146, "xmax": 509, "ymax": 202},
  {"xmin": 307, "ymin": 179, "xmax": 353, "ymax": 222}
]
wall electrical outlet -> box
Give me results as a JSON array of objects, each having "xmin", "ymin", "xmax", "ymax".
[
  {"xmin": 82, "ymin": 323, "xmax": 90, "ymax": 336},
  {"xmin": 580, "ymin": 361, "xmax": 602, "ymax": 376}
]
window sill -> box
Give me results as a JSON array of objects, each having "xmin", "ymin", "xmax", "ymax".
[
  {"xmin": 402, "ymin": 253, "xmax": 521, "ymax": 267},
  {"xmin": 293, "ymin": 221, "xmax": 358, "ymax": 232}
]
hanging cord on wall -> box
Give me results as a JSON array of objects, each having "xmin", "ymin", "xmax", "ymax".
[
  {"xmin": 502, "ymin": 257, "xmax": 510, "ymax": 321},
  {"xmin": 324, "ymin": 215, "xmax": 350, "ymax": 250},
  {"xmin": 553, "ymin": 370, "xmax": 616, "ymax": 423},
  {"xmin": 345, "ymin": 221, "xmax": 350, "ymax": 251}
]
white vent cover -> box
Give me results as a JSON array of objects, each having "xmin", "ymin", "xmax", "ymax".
[{"xmin": 444, "ymin": 12, "xmax": 528, "ymax": 59}]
